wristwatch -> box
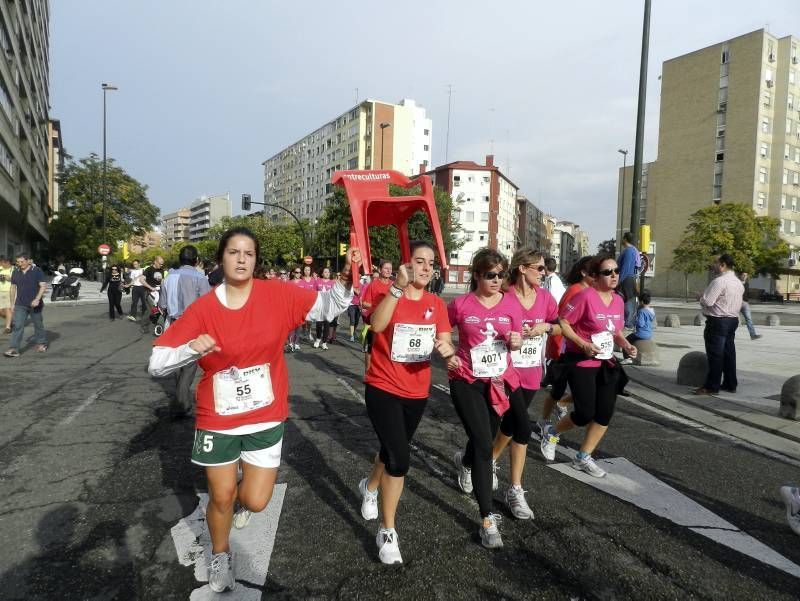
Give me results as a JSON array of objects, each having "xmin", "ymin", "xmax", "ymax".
[{"xmin": 389, "ymin": 285, "xmax": 403, "ymax": 299}]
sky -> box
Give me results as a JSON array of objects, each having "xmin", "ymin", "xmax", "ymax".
[{"xmin": 50, "ymin": 0, "xmax": 800, "ymax": 251}]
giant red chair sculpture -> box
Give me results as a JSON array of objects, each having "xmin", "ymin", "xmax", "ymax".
[{"xmin": 332, "ymin": 170, "xmax": 449, "ymax": 287}]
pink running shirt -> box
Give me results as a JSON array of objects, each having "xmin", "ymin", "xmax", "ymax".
[
  {"xmin": 559, "ymin": 287, "xmax": 624, "ymax": 368},
  {"xmin": 511, "ymin": 287, "xmax": 558, "ymax": 390}
]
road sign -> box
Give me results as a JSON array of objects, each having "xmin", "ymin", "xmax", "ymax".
[{"xmin": 98, "ymin": 244, "xmax": 111, "ymax": 256}]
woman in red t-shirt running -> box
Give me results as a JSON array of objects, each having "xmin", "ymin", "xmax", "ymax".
[
  {"xmin": 356, "ymin": 241, "xmax": 455, "ymax": 565},
  {"xmin": 148, "ymin": 227, "xmax": 358, "ymax": 593}
]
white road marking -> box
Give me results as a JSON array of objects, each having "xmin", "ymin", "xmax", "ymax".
[
  {"xmin": 59, "ymin": 384, "xmax": 112, "ymax": 426},
  {"xmin": 550, "ymin": 458, "xmax": 800, "ymax": 579},
  {"xmin": 336, "ymin": 377, "xmax": 365, "ymax": 404},
  {"xmin": 171, "ymin": 485, "xmax": 287, "ymax": 599}
]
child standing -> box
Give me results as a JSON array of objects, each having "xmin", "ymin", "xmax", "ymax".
[{"xmin": 621, "ymin": 291, "xmax": 654, "ymax": 364}]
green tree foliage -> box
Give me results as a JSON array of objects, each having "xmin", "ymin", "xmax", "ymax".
[
  {"xmin": 671, "ymin": 204, "xmax": 789, "ymax": 275},
  {"xmin": 205, "ymin": 215, "xmax": 305, "ymax": 267},
  {"xmin": 48, "ymin": 154, "xmax": 160, "ymax": 262},
  {"xmin": 597, "ymin": 239, "xmax": 617, "ymax": 256},
  {"xmin": 313, "ymin": 185, "xmax": 462, "ymax": 269}
]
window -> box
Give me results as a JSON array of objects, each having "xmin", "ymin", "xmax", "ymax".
[
  {"xmin": 716, "ymin": 152, "xmax": 725, "ymax": 162},
  {"xmin": 791, "ymin": 94, "xmax": 796, "ymax": 111},
  {"xmin": 453, "ymin": 175, "xmax": 460, "ymax": 187},
  {"xmin": 464, "ymin": 230, "xmax": 474, "ymax": 241},
  {"xmin": 766, "ymin": 67, "xmax": 774, "ymax": 83},
  {"xmin": 788, "ymin": 119, "xmax": 794, "ymax": 135},
  {"xmin": 788, "ymin": 144, "xmax": 793, "ymax": 160},
  {"xmin": 482, "ymin": 176, "xmax": 490, "ymax": 183},
  {"xmin": 466, "ymin": 211, "xmax": 474, "ymax": 222},
  {"xmin": 423, "ymin": 129, "xmax": 430, "ymax": 136},
  {"xmin": 718, "ymin": 86, "xmax": 728, "ymax": 103},
  {"xmin": 422, "ymin": 144, "xmax": 429, "ymax": 151},
  {"xmin": 764, "ymin": 91, "xmax": 772, "ymax": 107},
  {"xmin": 468, "ymin": 176, "xmax": 474, "ymax": 183},
  {"xmin": 782, "ymin": 194, "xmax": 787, "ymax": 209},
  {"xmin": 483, "ymin": 195, "xmax": 489, "ymax": 202},
  {"xmin": 793, "ymin": 197, "xmax": 799, "ymax": 212},
  {"xmin": 791, "ymin": 70, "xmax": 797, "ymax": 86},
  {"xmin": 784, "ymin": 169, "xmax": 790, "ymax": 185},
  {"xmin": 0, "ymin": 137, "xmax": 13, "ymax": 176},
  {"xmin": 792, "ymin": 221, "xmax": 797, "ymax": 235},
  {"xmin": 480, "ymin": 212, "xmax": 489, "ymax": 222},
  {"xmin": 796, "ymin": 147, "xmax": 800, "ymax": 163},
  {"xmin": 713, "ymin": 185, "xmax": 722, "ymax": 200},
  {"xmin": 757, "ymin": 192, "xmax": 766, "ymax": 208},
  {"xmin": 453, "ymin": 208, "xmax": 461, "ymax": 221},
  {"xmin": 781, "ymin": 219, "xmax": 786, "ymax": 232},
  {"xmin": 795, "ymin": 171, "xmax": 800, "ymax": 185},
  {"xmin": 759, "ymin": 166, "xmax": 768, "ymax": 183},
  {"xmin": 716, "ymin": 129, "xmax": 725, "ymax": 151},
  {"xmin": 760, "ymin": 142, "xmax": 769, "ymax": 158},
  {"xmin": 716, "ymin": 112, "xmax": 726, "ymax": 128},
  {"xmin": 762, "ymin": 116, "xmax": 770, "ymax": 133},
  {"xmin": 721, "ymin": 46, "xmax": 730, "ymax": 64}
]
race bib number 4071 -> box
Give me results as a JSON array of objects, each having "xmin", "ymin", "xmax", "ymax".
[
  {"xmin": 470, "ymin": 340, "xmax": 508, "ymax": 378},
  {"xmin": 212, "ymin": 364, "xmax": 274, "ymax": 415}
]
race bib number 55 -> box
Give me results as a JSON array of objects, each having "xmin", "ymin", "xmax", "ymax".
[
  {"xmin": 470, "ymin": 340, "xmax": 508, "ymax": 378},
  {"xmin": 391, "ymin": 323, "xmax": 436, "ymax": 363},
  {"xmin": 212, "ymin": 364, "xmax": 274, "ymax": 415}
]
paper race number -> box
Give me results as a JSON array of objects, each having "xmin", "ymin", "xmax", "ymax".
[
  {"xmin": 212, "ymin": 363, "xmax": 274, "ymax": 415},
  {"xmin": 591, "ymin": 331, "xmax": 614, "ymax": 360},
  {"xmin": 511, "ymin": 335, "xmax": 544, "ymax": 368},
  {"xmin": 391, "ymin": 323, "xmax": 436, "ymax": 363},
  {"xmin": 470, "ymin": 339, "xmax": 508, "ymax": 378}
]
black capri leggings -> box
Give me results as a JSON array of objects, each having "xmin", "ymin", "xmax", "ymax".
[
  {"xmin": 364, "ymin": 384, "xmax": 427, "ymax": 477},
  {"xmin": 567, "ymin": 365, "xmax": 619, "ymax": 427},
  {"xmin": 499, "ymin": 387, "xmax": 535, "ymax": 444},
  {"xmin": 347, "ymin": 304, "xmax": 361, "ymax": 327},
  {"xmin": 450, "ymin": 378, "xmax": 502, "ymax": 518}
]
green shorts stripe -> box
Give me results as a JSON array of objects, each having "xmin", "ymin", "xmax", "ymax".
[{"xmin": 191, "ymin": 423, "xmax": 284, "ymax": 466}]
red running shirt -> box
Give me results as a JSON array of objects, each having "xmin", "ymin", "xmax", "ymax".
[
  {"xmin": 365, "ymin": 292, "xmax": 451, "ymax": 399},
  {"xmin": 154, "ymin": 280, "xmax": 316, "ymax": 430},
  {"xmin": 360, "ymin": 278, "xmax": 392, "ymax": 322}
]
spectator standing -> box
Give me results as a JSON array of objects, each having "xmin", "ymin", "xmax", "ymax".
[
  {"xmin": 4, "ymin": 252, "xmax": 48, "ymax": 357},
  {"xmin": 693, "ymin": 254, "xmax": 744, "ymax": 395},
  {"xmin": 541, "ymin": 257, "xmax": 566, "ymax": 305},
  {"xmin": 617, "ymin": 232, "xmax": 640, "ymax": 329},
  {"xmin": 0, "ymin": 256, "xmax": 13, "ymax": 333},
  {"xmin": 738, "ymin": 272, "xmax": 761, "ymax": 340},
  {"xmin": 158, "ymin": 245, "xmax": 211, "ymax": 416}
]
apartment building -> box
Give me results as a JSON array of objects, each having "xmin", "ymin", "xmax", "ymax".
[
  {"xmin": 47, "ymin": 118, "xmax": 63, "ymax": 217},
  {"xmin": 161, "ymin": 207, "xmax": 191, "ymax": 245},
  {"xmin": 189, "ymin": 193, "xmax": 230, "ymax": 241},
  {"xmin": 516, "ymin": 194, "xmax": 550, "ymax": 253},
  {"xmin": 617, "ymin": 29, "xmax": 800, "ymax": 296},
  {"xmin": 426, "ymin": 155, "xmax": 518, "ymax": 285},
  {"xmin": 548, "ymin": 218, "xmax": 582, "ymax": 275},
  {"xmin": 0, "ymin": 1, "xmax": 51, "ymax": 257},
  {"xmin": 261, "ymin": 98, "xmax": 432, "ymax": 223}
]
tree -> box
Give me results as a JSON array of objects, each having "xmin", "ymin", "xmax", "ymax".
[
  {"xmin": 49, "ymin": 154, "xmax": 160, "ymax": 262},
  {"xmin": 597, "ymin": 239, "xmax": 617, "ymax": 256},
  {"xmin": 313, "ymin": 185, "xmax": 462, "ymax": 269},
  {"xmin": 205, "ymin": 215, "xmax": 304, "ymax": 266},
  {"xmin": 671, "ymin": 203, "xmax": 789, "ymax": 276}
]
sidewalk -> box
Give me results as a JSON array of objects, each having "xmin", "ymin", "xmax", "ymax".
[
  {"xmin": 46, "ymin": 278, "xmax": 109, "ymax": 307},
  {"xmin": 621, "ymin": 321, "xmax": 800, "ymax": 460}
]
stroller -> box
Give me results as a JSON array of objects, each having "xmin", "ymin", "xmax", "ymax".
[{"xmin": 148, "ymin": 289, "xmax": 167, "ymax": 336}]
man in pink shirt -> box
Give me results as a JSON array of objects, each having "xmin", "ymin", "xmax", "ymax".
[{"xmin": 694, "ymin": 253, "xmax": 744, "ymax": 395}]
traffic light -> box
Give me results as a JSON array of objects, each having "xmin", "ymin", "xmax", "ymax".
[
  {"xmin": 242, "ymin": 193, "xmax": 252, "ymax": 212},
  {"xmin": 339, "ymin": 243, "xmax": 348, "ymax": 256}
]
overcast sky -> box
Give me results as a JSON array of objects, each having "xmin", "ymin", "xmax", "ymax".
[{"xmin": 50, "ymin": 0, "xmax": 800, "ymax": 250}]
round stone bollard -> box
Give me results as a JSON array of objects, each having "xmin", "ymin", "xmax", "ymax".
[
  {"xmin": 779, "ymin": 375, "xmax": 800, "ymax": 420},
  {"xmin": 677, "ymin": 351, "xmax": 707, "ymax": 386},
  {"xmin": 633, "ymin": 338, "xmax": 660, "ymax": 366},
  {"xmin": 766, "ymin": 314, "xmax": 781, "ymax": 326},
  {"xmin": 664, "ymin": 314, "xmax": 681, "ymax": 327},
  {"xmin": 693, "ymin": 314, "xmax": 704, "ymax": 326}
]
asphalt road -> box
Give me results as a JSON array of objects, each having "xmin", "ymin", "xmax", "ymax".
[{"xmin": 1, "ymin": 302, "xmax": 799, "ymax": 600}]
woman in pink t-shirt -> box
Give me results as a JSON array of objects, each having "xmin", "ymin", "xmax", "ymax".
[
  {"xmin": 491, "ymin": 248, "xmax": 560, "ymax": 520},
  {"xmin": 297, "ymin": 265, "xmax": 318, "ymax": 343},
  {"xmin": 540, "ymin": 256, "xmax": 637, "ymax": 478},
  {"xmin": 447, "ymin": 248, "xmax": 522, "ymax": 549}
]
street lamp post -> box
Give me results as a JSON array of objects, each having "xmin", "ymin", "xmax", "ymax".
[
  {"xmin": 379, "ymin": 122, "xmax": 391, "ymax": 169},
  {"xmin": 618, "ymin": 148, "xmax": 628, "ymax": 246},
  {"xmin": 101, "ymin": 83, "xmax": 118, "ymax": 260}
]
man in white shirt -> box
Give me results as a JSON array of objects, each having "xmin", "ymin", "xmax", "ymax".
[
  {"xmin": 127, "ymin": 259, "xmax": 146, "ymax": 322},
  {"xmin": 542, "ymin": 257, "xmax": 566, "ymax": 304}
]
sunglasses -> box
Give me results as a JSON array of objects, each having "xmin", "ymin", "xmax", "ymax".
[
  {"xmin": 599, "ymin": 268, "xmax": 620, "ymax": 276},
  {"xmin": 483, "ymin": 271, "xmax": 507, "ymax": 280},
  {"xmin": 526, "ymin": 264, "xmax": 546, "ymax": 272}
]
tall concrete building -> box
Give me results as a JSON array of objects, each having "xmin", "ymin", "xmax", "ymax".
[
  {"xmin": 261, "ymin": 98, "xmax": 432, "ymax": 224},
  {"xmin": 47, "ymin": 119, "xmax": 63, "ymax": 217},
  {"xmin": 189, "ymin": 193, "xmax": 231, "ymax": 241},
  {"xmin": 161, "ymin": 207, "xmax": 191, "ymax": 245},
  {"xmin": 426, "ymin": 155, "xmax": 518, "ymax": 286},
  {"xmin": 516, "ymin": 194, "xmax": 549, "ymax": 253},
  {"xmin": 549, "ymin": 218, "xmax": 582, "ymax": 275},
  {"xmin": 0, "ymin": 1, "xmax": 51, "ymax": 258},
  {"xmin": 618, "ymin": 29, "xmax": 800, "ymax": 296}
]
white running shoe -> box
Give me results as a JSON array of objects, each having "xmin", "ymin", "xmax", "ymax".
[
  {"xmin": 376, "ymin": 527, "xmax": 403, "ymax": 564},
  {"xmin": 208, "ymin": 551, "xmax": 235, "ymax": 592},
  {"xmin": 540, "ymin": 428, "xmax": 559, "ymax": 462},
  {"xmin": 313, "ymin": 339, "xmax": 321, "ymax": 348},
  {"xmin": 454, "ymin": 450, "xmax": 473, "ymax": 493},
  {"xmin": 479, "ymin": 513, "xmax": 503, "ymax": 549},
  {"xmin": 359, "ymin": 478, "xmax": 379, "ymax": 520},
  {"xmin": 293, "ymin": 343, "xmax": 300, "ymax": 352},
  {"xmin": 572, "ymin": 455, "xmax": 607, "ymax": 478},
  {"xmin": 349, "ymin": 335, "xmax": 355, "ymax": 342},
  {"xmin": 233, "ymin": 507, "xmax": 252, "ymax": 529},
  {"xmin": 619, "ymin": 358, "xmax": 633, "ymax": 365},
  {"xmin": 506, "ymin": 485, "xmax": 533, "ymax": 520},
  {"xmin": 321, "ymin": 342, "xmax": 328, "ymax": 350},
  {"xmin": 780, "ymin": 486, "xmax": 800, "ymax": 535},
  {"xmin": 491, "ymin": 459, "xmax": 499, "ymax": 491}
]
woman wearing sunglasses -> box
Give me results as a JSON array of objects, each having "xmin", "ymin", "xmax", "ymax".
[
  {"xmin": 448, "ymin": 248, "xmax": 522, "ymax": 548},
  {"xmin": 356, "ymin": 241, "xmax": 455, "ymax": 564},
  {"xmin": 540, "ymin": 255, "xmax": 637, "ymax": 477},
  {"xmin": 100, "ymin": 264, "xmax": 125, "ymax": 321},
  {"xmin": 490, "ymin": 248, "xmax": 560, "ymax": 519}
]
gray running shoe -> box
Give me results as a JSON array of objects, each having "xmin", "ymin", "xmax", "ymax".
[
  {"xmin": 491, "ymin": 459, "xmax": 499, "ymax": 491},
  {"xmin": 479, "ymin": 513, "xmax": 503, "ymax": 549},
  {"xmin": 506, "ymin": 485, "xmax": 533, "ymax": 520},
  {"xmin": 454, "ymin": 450, "xmax": 473, "ymax": 494},
  {"xmin": 208, "ymin": 551, "xmax": 235, "ymax": 592},
  {"xmin": 233, "ymin": 507, "xmax": 252, "ymax": 529},
  {"xmin": 540, "ymin": 427, "xmax": 559, "ymax": 462},
  {"xmin": 780, "ymin": 486, "xmax": 800, "ymax": 535},
  {"xmin": 572, "ymin": 455, "xmax": 607, "ymax": 478},
  {"xmin": 359, "ymin": 477, "xmax": 379, "ymax": 520},
  {"xmin": 376, "ymin": 527, "xmax": 403, "ymax": 564}
]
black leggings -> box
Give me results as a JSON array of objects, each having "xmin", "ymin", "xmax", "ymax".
[
  {"xmin": 499, "ymin": 387, "xmax": 535, "ymax": 444},
  {"xmin": 364, "ymin": 384, "xmax": 427, "ymax": 477},
  {"xmin": 107, "ymin": 288, "xmax": 123, "ymax": 319},
  {"xmin": 450, "ymin": 379, "xmax": 502, "ymax": 518},
  {"xmin": 567, "ymin": 365, "xmax": 619, "ymax": 427},
  {"xmin": 315, "ymin": 320, "xmax": 335, "ymax": 343}
]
